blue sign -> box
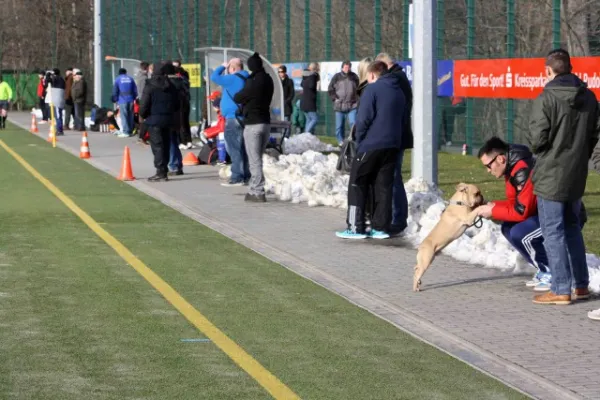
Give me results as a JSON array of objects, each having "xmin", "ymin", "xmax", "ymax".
[{"xmin": 397, "ymin": 60, "xmax": 454, "ymax": 97}]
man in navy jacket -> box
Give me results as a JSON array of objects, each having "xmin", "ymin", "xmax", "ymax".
[{"xmin": 336, "ymin": 61, "xmax": 406, "ymax": 239}]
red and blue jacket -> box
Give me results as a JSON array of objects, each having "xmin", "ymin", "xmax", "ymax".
[{"xmin": 491, "ymin": 145, "xmax": 537, "ymax": 222}]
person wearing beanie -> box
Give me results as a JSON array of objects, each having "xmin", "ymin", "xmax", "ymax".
[
  {"xmin": 139, "ymin": 61, "xmax": 180, "ymax": 182},
  {"xmin": 233, "ymin": 52, "xmax": 274, "ymax": 202},
  {"xmin": 111, "ymin": 67, "xmax": 138, "ymax": 137},
  {"xmin": 328, "ymin": 60, "xmax": 359, "ymax": 146}
]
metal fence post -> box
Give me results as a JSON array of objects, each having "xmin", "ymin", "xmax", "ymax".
[
  {"xmin": 553, "ymin": 0, "xmax": 561, "ymax": 48},
  {"xmin": 235, "ymin": 0, "xmax": 241, "ymax": 48},
  {"xmin": 183, "ymin": 0, "xmax": 189, "ymax": 59},
  {"xmin": 349, "ymin": 0, "xmax": 355, "ymax": 60},
  {"xmin": 249, "ymin": 0, "xmax": 255, "ymax": 50},
  {"xmin": 304, "ymin": 0, "xmax": 310, "ymax": 61},
  {"xmin": 285, "ymin": 0, "xmax": 291, "ymax": 62},
  {"xmin": 402, "ymin": 0, "xmax": 410, "ymax": 60},
  {"xmin": 374, "ymin": 0, "xmax": 381, "ymax": 55},
  {"xmin": 207, "ymin": 0, "xmax": 213, "ymax": 46},
  {"xmin": 267, "ymin": 0, "xmax": 272, "ymax": 60},
  {"xmin": 507, "ymin": 0, "xmax": 515, "ymax": 143},
  {"xmin": 161, "ymin": 0, "xmax": 166, "ymax": 60},
  {"xmin": 194, "ymin": 0, "xmax": 199, "ymax": 122},
  {"xmin": 219, "ymin": 0, "xmax": 225, "ymax": 47},
  {"xmin": 172, "ymin": 0, "xmax": 177, "ymax": 58},
  {"xmin": 466, "ymin": 0, "xmax": 475, "ymax": 154}
]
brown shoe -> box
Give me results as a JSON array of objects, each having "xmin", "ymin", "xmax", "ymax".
[
  {"xmin": 573, "ymin": 288, "xmax": 590, "ymax": 301},
  {"xmin": 533, "ymin": 291, "xmax": 572, "ymax": 305}
]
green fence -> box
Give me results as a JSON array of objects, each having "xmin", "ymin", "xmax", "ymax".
[
  {"xmin": 1, "ymin": 72, "xmax": 39, "ymax": 110},
  {"xmin": 99, "ymin": 0, "xmax": 600, "ymax": 148}
]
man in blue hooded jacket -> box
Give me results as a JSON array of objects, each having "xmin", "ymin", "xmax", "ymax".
[
  {"xmin": 211, "ymin": 58, "xmax": 250, "ymax": 186},
  {"xmin": 112, "ymin": 68, "xmax": 138, "ymax": 138},
  {"xmin": 336, "ymin": 60, "xmax": 406, "ymax": 240}
]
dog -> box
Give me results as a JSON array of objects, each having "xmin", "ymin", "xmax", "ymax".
[{"xmin": 413, "ymin": 183, "xmax": 485, "ymax": 291}]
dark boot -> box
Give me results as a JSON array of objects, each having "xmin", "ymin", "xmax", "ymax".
[
  {"xmin": 167, "ymin": 169, "xmax": 184, "ymax": 176},
  {"xmin": 1, "ymin": 116, "xmax": 5, "ymax": 129},
  {"xmin": 244, "ymin": 193, "xmax": 266, "ymax": 203},
  {"xmin": 148, "ymin": 173, "xmax": 168, "ymax": 182}
]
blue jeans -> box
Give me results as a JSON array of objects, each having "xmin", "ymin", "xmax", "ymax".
[
  {"xmin": 169, "ymin": 131, "xmax": 182, "ymax": 172},
  {"xmin": 335, "ymin": 109, "xmax": 357, "ymax": 144},
  {"xmin": 224, "ymin": 118, "xmax": 250, "ymax": 183},
  {"xmin": 501, "ymin": 216, "xmax": 549, "ymax": 274},
  {"xmin": 392, "ymin": 150, "xmax": 408, "ymax": 230},
  {"xmin": 55, "ymin": 107, "xmax": 64, "ymax": 133},
  {"xmin": 538, "ymin": 197, "xmax": 589, "ymax": 295},
  {"xmin": 305, "ymin": 111, "xmax": 318, "ymax": 134},
  {"xmin": 119, "ymin": 102, "xmax": 134, "ymax": 134}
]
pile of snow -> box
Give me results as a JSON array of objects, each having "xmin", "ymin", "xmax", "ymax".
[
  {"xmin": 283, "ymin": 133, "xmax": 338, "ymax": 155},
  {"xmin": 31, "ymin": 108, "xmax": 91, "ymax": 129},
  {"xmin": 262, "ymin": 150, "xmax": 600, "ymax": 289}
]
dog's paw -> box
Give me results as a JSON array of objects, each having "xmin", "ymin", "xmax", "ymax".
[{"xmin": 412, "ymin": 278, "xmax": 422, "ymax": 292}]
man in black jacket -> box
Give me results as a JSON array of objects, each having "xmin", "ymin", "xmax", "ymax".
[
  {"xmin": 167, "ymin": 65, "xmax": 190, "ymax": 176},
  {"xmin": 140, "ymin": 62, "xmax": 180, "ymax": 182},
  {"xmin": 300, "ymin": 62, "xmax": 320, "ymax": 134},
  {"xmin": 376, "ymin": 53, "xmax": 413, "ymax": 234},
  {"xmin": 233, "ymin": 52, "xmax": 275, "ymax": 202},
  {"xmin": 278, "ymin": 65, "xmax": 295, "ymax": 122}
]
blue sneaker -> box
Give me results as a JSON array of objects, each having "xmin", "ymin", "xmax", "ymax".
[
  {"xmin": 368, "ymin": 229, "xmax": 390, "ymax": 240},
  {"xmin": 526, "ymin": 271, "xmax": 543, "ymax": 287},
  {"xmin": 336, "ymin": 230, "xmax": 368, "ymax": 239},
  {"xmin": 533, "ymin": 273, "xmax": 552, "ymax": 292}
]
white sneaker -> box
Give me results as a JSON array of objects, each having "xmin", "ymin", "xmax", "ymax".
[
  {"xmin": 179, "ymin": 144, "xmax": 186, "ymax": 150},
  {"xmin": 186, "ymin": 142, "xmax": 193, "ymax": 149},
  {"xmin": 588, "ymin": 308, "xmax": 600, "ymax": 320},
  {"xmin": 526, "ymin": 272, "xmax": 542, "ymax": 287}
]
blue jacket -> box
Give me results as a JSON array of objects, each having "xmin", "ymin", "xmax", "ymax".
[
  {"xmin": 210, "ymin": 66, "xmax": 249, "ymax": 119},
  {"xmin": 355, "ymin": 73, "xmax": 406, "ymax": 154},
  {"xmin": 112, "ymin": 74, "xmax": 138, "ymax": 104}
]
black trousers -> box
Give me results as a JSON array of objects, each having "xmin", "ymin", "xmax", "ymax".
[
  {"xmin": 64, "ymin": 101, "xmax": 75, "ymax": 129},
  {"xmin": 346, "ymin": 148, "xmax": 398, "ymax": 233},
  {"xmin": 39, "ymin": 98, "xmax": 49, "ymax": 121},
  {"xmin": 149, "ymin": 126, "xmax": 171, "ymax": 175},
  {"xmin": 179, "ymin": 105, "xmax": 192, "ymax": 144}
]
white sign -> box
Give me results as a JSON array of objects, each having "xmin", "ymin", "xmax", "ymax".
[{"xmin": 318, "ymin": 61, "xmax": 360, "ymax": 92}]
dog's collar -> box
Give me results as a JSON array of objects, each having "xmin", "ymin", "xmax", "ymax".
[{"xmin": 446, "ymin": 200, "xmax": 471, "ymax": 207}]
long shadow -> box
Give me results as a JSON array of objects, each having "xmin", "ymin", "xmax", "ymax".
[{"xmin": 417, "ymin": 274, "xmax": 520, "ymax": 291}]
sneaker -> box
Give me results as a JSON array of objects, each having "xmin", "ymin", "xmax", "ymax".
[
  {"xmin": 216, "ymin": 160, "xmax": 227, "ymax": 167},
  {"xmin": 179, "ymin": 144, "xmax": 187, "ymax": 150},
  {"xmin": 147, "ymin": 174, "xmax": 168, "ymax": 182},
  {"xmin": 526, "ymin": 271, "xmax": 543, "ymax": 287},
  {"xmin": 533, "ymin": 291, "xmax": 572, "ymax": 305},
  {"xmin": 588, "ymin": 308, "xmax": 600, "ymax": 320},
  {"xmin": 368, "ymin": 229, "xmax": 390, "ymax": 240},
  {"xmin": 244, "ymin": 193, "xmax": 266, "ymax": 203},
  {"xmin": 573, "ymin": 287, "xmax": 590, "ymax": 301},
  {"xmin": 336, "ymin": 229, "xmax": 368, "ymax": 239},
  {"xmin": 221, "ymin": 181, "xmax": 244, "ymax": 187},
  {"xmin": 533, "ymin": 273, "xmax": 551, "ymax": 292},
  {"xmin": 117, "ymin": 132, "xmax": 131, "ymax": 138}
]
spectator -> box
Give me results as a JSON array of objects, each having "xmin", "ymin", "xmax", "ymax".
[
  {"xmin": 211, "ymin": 57, "xmax": 251, "ymax": 187},
  {"xmin": 233, "ymin": 52, "xmax": 274, "ymax": 202},
  {"xmin": 112, "ymin": 68, "xmax": 138, "ymax": 138},
  {"xmin": 172, "ymin": 60, "xmax": 190, "ymax": 80},
  {"xmin": 70, "ymin": 70, "xmax": 87, "ymax": 131},
  {"xmin": 91, "ymin": 106, "xmax": 119, "ymax": 131},
  {"xmin": 328, "ymin": 60, "xmax": 359, "ymax": 146},
  {"xmin": 47, "ymin": 69, "xmax": 66, "ymax": 135},
  {"xmin": 300, "ymin": 62, "xmax": 320, "ymax": 134},
  {"xmin": 139, "ymin": 62, "xmax": 180, "ymax": 182},
  {"xmin": 135, "ymin": 62, "xmax": 150, "ymax": 144},
  {"xmin": 526, "ymin": 48, "xmax": 600, "ymax": 305},
  {"xmin": 291, "ymin": 99, "xmax": 305, "ymax": 135},
  {"xmin": 176, "ymin": 66, "xmax": 193, "ymax": 150},
  {"xmin": 441, "ymin": 96, "xmax": 466, "ymax": 146},
  {"xmin": 476, "ymin": 137, "xmax": 552, "ymax": 291},
  {"xmin": 279, "ymin": 65, "xmax": 295, "ymax": 124},
  {"xmin": 37, "ymin": 70, "xmax": 49, "ymax": 123},
  {"xmin": 167, "ymin": 64, "xmax": 190, "ymax": 176},
  {"xmin": 0, "ymin": 76, "xmax": 13, "ymax": 129},
  {"xmin": 336, "ymin": 61, "xmax": 406, "ymax": 239},
  {"xmin": 64, "ymin": 68, "xmax": 74, "ymax": 130},
  {"xmin": 376, "ymin": 52, "xmax": 413, "ymax": 235},
  {"xmin": 356, "ymin": 57, "xmax": 373, "ymax": 101}
]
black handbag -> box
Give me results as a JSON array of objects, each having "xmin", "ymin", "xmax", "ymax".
[{"xmin": 336, "ymin": 138, "xmax": 356, "ymax": 174}]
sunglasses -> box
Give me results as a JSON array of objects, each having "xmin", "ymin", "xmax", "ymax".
[
  {"xmin": 485, "ymin": 155, "xmax": 499, "ymax": 169},
  {"xmin": 278, "ymin": 70, "xmax": 284, "ymax": 73}
]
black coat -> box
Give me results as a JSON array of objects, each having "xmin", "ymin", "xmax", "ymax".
[
  {"xmin": 300, "ymin": 71, "xmax": 319, "ymax": 112},
  {"xmin": 281, "ymin": 76, "xmax": 295, "ymax": 117},
  {"xmin": 139, "ymin": 75, "xmax": 180, "ymax": 128},
  {"xmin": 388, "ymin": 64, "xmax": 413, "ymax": 150},
  {"xmin": 168, "ymin": 75, "xmax": 190, "ymax": 130},
  {"xmin": 233, "ymin": 68, "xmax": 274, "ymax": 125}
]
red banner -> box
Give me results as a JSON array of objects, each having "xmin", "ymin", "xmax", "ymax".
[{"xmin": 453, "ymin": 57, "xmax": 600, "ymax": 99}]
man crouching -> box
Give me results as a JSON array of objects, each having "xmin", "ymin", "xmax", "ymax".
[{"xmin": 336, "ymin": 61, "xmax": 407, "ymax": 239}]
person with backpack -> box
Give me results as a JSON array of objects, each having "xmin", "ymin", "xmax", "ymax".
[{"xmin": 211, "ymin": 57, "xmax": 251, "ymax": 187}]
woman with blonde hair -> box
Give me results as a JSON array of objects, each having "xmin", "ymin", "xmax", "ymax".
[{"xmin": 356, "ymin": 57, "xmax": 373, "ymax": 98}]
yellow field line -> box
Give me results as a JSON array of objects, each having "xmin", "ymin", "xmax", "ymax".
[{"xmin": 0, "ymin": 139, "xmax": 300, "ymax": 400}]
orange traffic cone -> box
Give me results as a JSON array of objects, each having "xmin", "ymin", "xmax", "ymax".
[
  {"xmin": 182, "ymin": 151, "xmax": 200, "ymax": 166},
  {"xmin": 79, "ymin": 131, "xmax": 91, "ymax": 159},
  {"xmin": 117, "ymin": 146, "xmax": 135, "ymax": 181},
  {"xmin": 47, "ymin": 121, "xmax": 56, "ymax": 143},
  {"xmin": 30, "ymin": 114, "xmax": 39, "ymax": 133}
]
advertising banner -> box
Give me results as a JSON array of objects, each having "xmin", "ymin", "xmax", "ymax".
[
  {"xmin": 398, "ymin": 60, "xmax": 454, "ymax": 97},
  {"xmin": 453, "ymin": 57, "xmax": 600, "ymax": 99},
  {"xmin": 181, "ymin": 63, "xmax": 202, "ymax": 88},
  {"xmin": 272, "ymin": 62, "xmax": 309, "ymax": 91}
]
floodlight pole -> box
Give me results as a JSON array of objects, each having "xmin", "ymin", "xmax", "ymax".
[
  {"xmin": 412, "ymin": 0, "xmax": 438, "ymax": 185},
  {"xmin": 94, "ymin": 0, "xmax": 103, "ymax": 106}
]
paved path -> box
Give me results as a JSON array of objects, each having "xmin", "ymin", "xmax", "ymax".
[{"xmin": 9, "ymin": 114, "xmax": 600, "ymax": 400}]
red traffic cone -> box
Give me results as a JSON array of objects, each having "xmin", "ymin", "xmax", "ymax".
[{"xmin": 117, "ymin": 146, "xmax": 135, "ymax": 181}]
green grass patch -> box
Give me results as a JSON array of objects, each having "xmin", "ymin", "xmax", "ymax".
[{"xmin": 0, "ymin": 123, "xmax": 528, "ymax": 399}]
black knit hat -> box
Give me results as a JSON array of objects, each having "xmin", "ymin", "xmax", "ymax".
[{"xmin": 247, "ymin": 52, "xmax": 263, "ymax": 72}]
